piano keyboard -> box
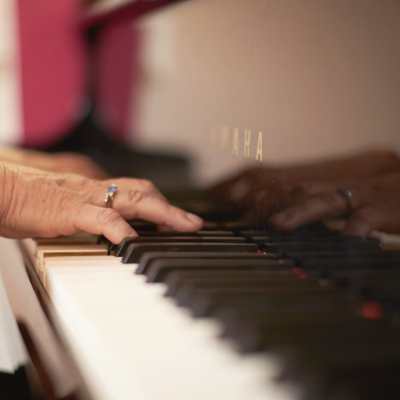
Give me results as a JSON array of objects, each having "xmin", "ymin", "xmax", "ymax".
[{"xmin": 20, "ymin": 221, "xmax": 400, "ymax": 400}]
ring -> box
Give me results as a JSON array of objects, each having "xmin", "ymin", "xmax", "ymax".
[
  {"xmin": 338, "ymin": 188, "xmax": 352, "ymax": 212},
  {"xmin": 105, "ymin": 184, "xmax": 118, "ymax": 208}
]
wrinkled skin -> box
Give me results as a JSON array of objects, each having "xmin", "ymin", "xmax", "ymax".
[{"xmin": 0, "ymin": 162, "xmax": 203, "ymax": 244}]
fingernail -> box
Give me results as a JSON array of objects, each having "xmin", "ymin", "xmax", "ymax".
[
  {"xmin": 270, "ymin": 213, "xmax": 287, "ymax": 225},
  {"xmin": 186, "ymin": 212, "xmax": 203, "ymax": 225}
]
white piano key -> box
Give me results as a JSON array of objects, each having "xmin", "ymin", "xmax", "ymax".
[{"xmin": 44, "ymin": 255, "xmax": 300, "ymax": 400}]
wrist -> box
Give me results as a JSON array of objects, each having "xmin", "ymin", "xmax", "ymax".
[{"xmin": 0, "ymin": 162, "xmax": 18, "ymax": 226}]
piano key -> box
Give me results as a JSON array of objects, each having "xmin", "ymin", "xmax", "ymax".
[
  {"xmin": 173, "ymin": 276, "xmax": 322, "ymax": 307},
  {"xmin": 285, "ymin": 339, "xmax": 400, "ymax": 393},
  {"xmin": 189, "ymin": 287, "xmax": 343, "ymax": 318},
  {"xmin": 113, "ymin": 236, "xmax": 246, "ymax": 257},
  {"xmin": 122, "ymin": 243, "xmax": 259, "ymax": 263},
  {"xmin": 35, "ymin": 244, "xmax": 109, "ymax": 288},
  {"xmin": 136, "ymin": 230, "xmax": 235, "ymax": 237},
  {"xmin": 135, "ymin": 251, "xmax": 278, "ymax": 275},
  {"xmin": 302, "ymin": 257, "xmax": 400, "ymax": 272},
  {"xmin": 164, "ymin": 269, "xmax": 297, "ymax": 297},
  {"xmin": 127, "ymin": 220, "xmax": 159, "ymax": 231},
  {"xmin": 287, "ymin": 249, "xmax": 400, "ymax": 263},
  {"xmin": 232, "ymin": 316, "xmax": 398, "ymax": 353},
  {"xmin": 145, "ymin": 258, "xmax": 293, "ymax": 283},
  {"xmin": 262, "ymin": 241, "xmax": 382, "ymax": 256},
  {"xmin": 42, "ymin": 255, "xmax": 296, "ymax": 400},
  {"xmin": 250, "ymin": 235, "xmax": 376, "ymax": 245}
]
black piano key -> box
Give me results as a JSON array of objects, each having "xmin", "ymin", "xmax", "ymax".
[
  {"xmin": 127, "ymin": 220, "xmax": 158, "ymax": 231},
  {"xmin": 190, "ymin": 288, "xmax": 344, "ymax": 318},
  {"xmin": 122, "ymin": 242, "xmax": 259, "ymax": 264},
  {"xmin": 250, "ymin": 235, "xmax": 376, "ymax": 245},
  {"xmin": 164, "ymin": 268, "xmax": 296, "ymax": 296},
  {"xmin": 114, "ymin": 236, "xmax": 246, "ymax": 257},
  {"xmin": 136, "ymin": 230, "xmax": 235, "ymax": 237},
  {"xmin": 173, "ymin": 276, "xmax": 321, "ymax": 307},
  {"xmin": 287, "ymin": 339, "xmax": 400, "ymax": 390},
  {"xmin": 108, "ymin": 230, "xmax": 236, "ymax": 252},
  {"xmin": 146, "ymin": 258, "xmax": 293, "ymax": 283},
  {"xmin": 136, "ymin": 251, "xmax": 277, "ymax": 275},
  {"xmin": 263, "ymin": 241, "xmax": 382, "ymax": 256},
  {"xmin": 287, "ymin": 249, "xmax": 400, "ymax": 264},
  {"xmin": 302, "ymin": 257, "xmax": 400, "ymax": 272},
  {"xmin": 240, "ymin": 229, "xmax": 341, "ymax": 239},
  {"xmin": 233, "ymin": 316, "xmax": 396, "ymax": 353}
]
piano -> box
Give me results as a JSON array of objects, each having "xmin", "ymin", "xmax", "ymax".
[{"xmin": 4, "ymin": 0, "xmax": 400, "ymax": 399}]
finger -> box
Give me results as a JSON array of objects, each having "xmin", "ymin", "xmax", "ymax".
[
  {"xmin": 342, "ymin": 207, "xmax": 380, "ymax": 237},
  {"xmin": 72, "ymin": 204, "xmax": 138, "ymax": 244},
  {"xmin": 115, "ymin": 178, "xmax": 167, "ymax": 202},
  {"xmin": 120, "ymin": 194, "xmax": 203, "ymax": 231},
  {"xmin": 58, "ymin": 178, "xmax": 168, "ymax": 205},
  {"xmin": 269, "ymin": 190, "xmax": 348, "ymax": 230}
]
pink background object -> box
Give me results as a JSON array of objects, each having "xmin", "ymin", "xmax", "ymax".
[{"xmin": 17, "ymin": 0, "xmax": 135, "ymax": 147}]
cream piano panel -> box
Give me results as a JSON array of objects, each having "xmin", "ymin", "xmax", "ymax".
[{"xmin": 132, "ymin": 0, "xmax": 400, "ymax": 185}]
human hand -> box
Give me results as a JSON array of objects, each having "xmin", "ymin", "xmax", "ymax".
[
  {"xmin": 0, "ymin": 163, "xmax": 203, "ymax": 244},
  {"xmin": 208, "ymin": 150, "xmax": 400, "ymax": 222},
  {"xmin": 0, "ymin": 146, "xmax": 109, "ymax": 179},
  {"xmin": 269, "ymin": 173, "xmax": 400, "ymax": 237}
]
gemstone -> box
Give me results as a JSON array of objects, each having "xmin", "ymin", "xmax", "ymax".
[{"xmin": 108, "ymin": 184, "xmax": 118, "ymax": 193}]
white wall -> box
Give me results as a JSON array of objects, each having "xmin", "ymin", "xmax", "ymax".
[
  {"xmin": 130, "ymin": 0, "xmax": 400, "ymax": 186},
  {"xmin": 0, "ymin": 0, "xmax": 22, "ymax": 145}
]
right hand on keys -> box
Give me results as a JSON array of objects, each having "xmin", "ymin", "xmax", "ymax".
[{"xmin": 0, "ymin": 162, "xmax": 203, "ymax": 244}]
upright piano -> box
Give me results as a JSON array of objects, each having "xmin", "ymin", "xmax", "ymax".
[{"xmin": 6, "ymin": 0, "xmax": 400, "ymax": 399}]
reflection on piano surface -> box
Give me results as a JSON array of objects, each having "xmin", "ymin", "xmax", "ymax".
[{"xmin": 11, "ymin": 0, "xmax": 400, "ymax": 399}]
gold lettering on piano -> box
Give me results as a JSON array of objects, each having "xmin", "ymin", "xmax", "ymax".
[
  {"xmin": 256, "ymin": 132, "xmax": 263, "ymax": 161},
  {"xmin": 220, "ymin": 126, "xmax": 229, "ymax": 151},
  {"xmin": 244, "ymin": 130, "xmax": 251, "ymax": 158},
  {"xmin": 209, "ymin": 125, "xmax": 264, "ymax": 162},
  {"xmin": 232, "ymin": 128, "xmax": 239, "ymax": 156}
]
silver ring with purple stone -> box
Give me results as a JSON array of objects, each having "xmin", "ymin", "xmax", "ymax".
[
  {"xmin": 105, "ymin": 184, "xmax": 118, "ymax": 208},
  {"xmin": 338, "ymin": 188, "xmax": 352, "ymax": 213}
]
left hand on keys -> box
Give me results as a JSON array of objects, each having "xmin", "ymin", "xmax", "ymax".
[{"xmin": 0, "ymin": 162, "xmax": 203, "ymax": 244}]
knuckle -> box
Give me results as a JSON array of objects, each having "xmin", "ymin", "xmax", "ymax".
[
  {"xmin": 98, "ymin": 208, "xmax": 121, "ymax": 226},
  {"xmin": 139, "ymin": 179, "xmax": 156, "ymax": 191},
  {"xmin": 127, "ymin": 189, "xmax": 146, "ymax": 204}
]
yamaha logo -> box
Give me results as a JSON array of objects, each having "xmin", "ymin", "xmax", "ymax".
[{"xmin": 210, "ymin": 127, "xmax": 263, "ymax": 161}]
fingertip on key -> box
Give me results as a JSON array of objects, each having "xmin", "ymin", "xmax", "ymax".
[
  {"xmin": 127, "ymin": 230, "xmax": 139, "ymax": 238},
  {"xmin": 186, "ymin": 212, "xmax": 204, "ymax": 227}
]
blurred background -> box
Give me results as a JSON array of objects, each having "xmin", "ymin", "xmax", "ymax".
[{"xmin": 1, "ymin": 0, "xmax": 400, "ymax": 186}]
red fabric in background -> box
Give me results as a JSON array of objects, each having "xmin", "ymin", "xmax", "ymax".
[
  {"xmin": 96, "ymin": 22, "xmax": 138, "ymax": 142},
  {"xmin": 17, "ymin": 0, "xmax": 135, "ymax": 147},
  {"xmin": 17, "ymin": 0, "xmax": 87, "ymax": 147}
]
